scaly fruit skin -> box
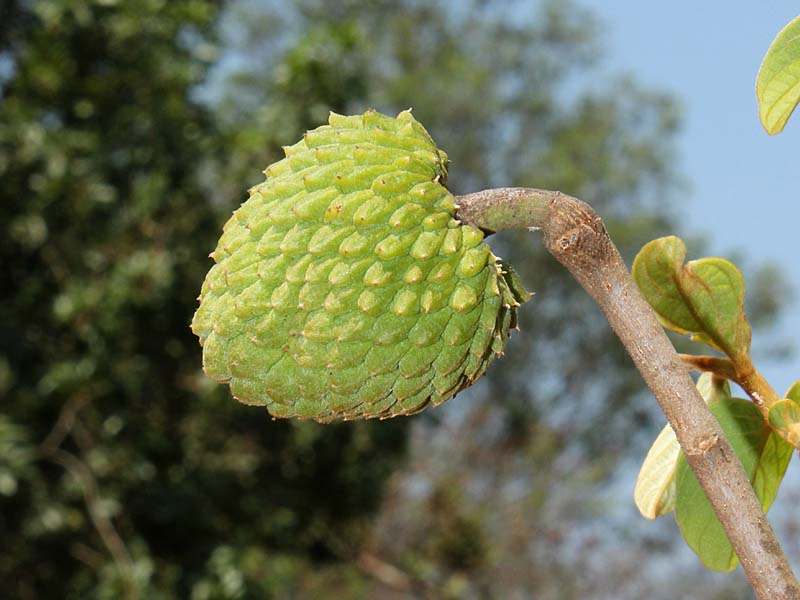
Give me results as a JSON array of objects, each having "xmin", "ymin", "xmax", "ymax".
[{"xmin": 192, "ymin": 110, "xmax": 529, "ymax": 421}]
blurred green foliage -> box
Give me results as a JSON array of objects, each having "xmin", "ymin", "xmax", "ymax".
[
  {"xmin": 0, "ymin": 1, "xmax": 407, "ymax": 598},
  {"xmin": 0, "ymin": 0, "xmax": 788, "ymax": 598}
]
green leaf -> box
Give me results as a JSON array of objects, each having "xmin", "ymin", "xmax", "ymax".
[
  {"xmin": 785, "ymin": 381, "xmax": 800, "ymax": 401},
  {"xmin": 757, "ymin": 15, "xmax": 800, "ymax": 134},
  {"xmin": 767, "ymin": 381, "xmax": 800, "ymax": 448},
  {"xmin": 675, "ymin": 397, "xmax": 793, "ymax": 572},
  {"xmin": 635, "ymin": 373, "xmax": 730, "ymax": 519},
  {"xmin": 632, "ymin": 236, "xmax": 751, "ymax": 362},
  {"xmin": 753, "ymin": 423, "xmax": 795, "ymax": 508},
  {"xmin": 768, "ymin": 399, "xmax": 800, "ymax": 446}
]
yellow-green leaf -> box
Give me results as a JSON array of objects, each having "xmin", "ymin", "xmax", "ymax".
[
  {"xmin": 635, "ymin": 423, "xmax": 680, "ymax": 520},
  {"xmin": 757, "ymin": 15, "xmax": 800, "ymax": 134},
  {"xmin": 767, "ymin": 381, "xmax": 800, "ymax": 447},
  {"xmin": 634, "ymin": 373, "xmax": 729, "ymax": 519},
  {"xmin": 632, "ymin": 236, "xmax": 751, "ymax": 362},
  {"xmin": 785, "ymin": 381, "xmax": 800, "ymax": 401}
]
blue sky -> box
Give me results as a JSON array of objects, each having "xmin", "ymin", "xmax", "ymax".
[{"xmin": 579, "ymin": 2, "xmax": 800, "ymax": 392}]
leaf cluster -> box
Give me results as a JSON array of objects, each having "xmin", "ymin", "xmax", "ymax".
[{"xmin": 633, "ymin": 237, "xmax": 797, "ymax": 572}]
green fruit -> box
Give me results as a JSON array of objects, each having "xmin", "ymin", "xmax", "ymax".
[{"xmin": 191, "ymin": 110, "xmax": 529, "ymax": 421}]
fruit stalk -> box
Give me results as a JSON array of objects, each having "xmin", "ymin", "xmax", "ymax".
[{"xmin": 456, "ymin": 187, "xmax": 800, "ymax": 600}]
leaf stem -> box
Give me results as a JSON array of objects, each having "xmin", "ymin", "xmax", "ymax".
[
  {"xmin": 679, "ymin": 354, "xmax": 738, "ymax": 381},
  {"xmin": 456, "ymin": 187, "xmax": 800, "ymax": 600},
  {"xmin": 735, "ymin": 356, "xmax": 782, "ymax": 413},
  {"xmin": 681, "ymin": 354, "xmax": 782, "ymax": 411}
]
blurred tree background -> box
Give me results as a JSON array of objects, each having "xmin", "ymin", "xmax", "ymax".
[{"xmin": 0, "ymin": 0, "xmax": 790, "ymax": 598}]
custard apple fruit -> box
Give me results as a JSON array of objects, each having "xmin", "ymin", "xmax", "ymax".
[{"xmin": 191, "ymin": 110, "xmax": 529, "ymax": 421}]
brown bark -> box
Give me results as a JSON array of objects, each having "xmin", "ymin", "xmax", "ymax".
[{"xmin": 456, "ymin": 187, "xmax": 800, "ymax": 600}]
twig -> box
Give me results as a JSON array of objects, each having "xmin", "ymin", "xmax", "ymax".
[
  {"xmin": 679, "ymin": 354, "xmax": 739, "ymax": 381},
  {"xmin": 456, "ymin": 187, "xmax": 800, "ymax": 600},
  {"xmin": 356, "ymin": 552, "xmax": 414, "ymax": 593},
  {"xmin": 680, "ymin": 354, "xmax": 785, "ymax": 424},
  {"xmin": 47, "ymin": 449, "xmax": 135, "ymax": 579},
  {"xmin": 39, "ymin": 393, "xmax": 90, "ymax": 453},
  {"xmin": 38, "ymin": 399, "xmax": 137, "ymax": 599}
]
